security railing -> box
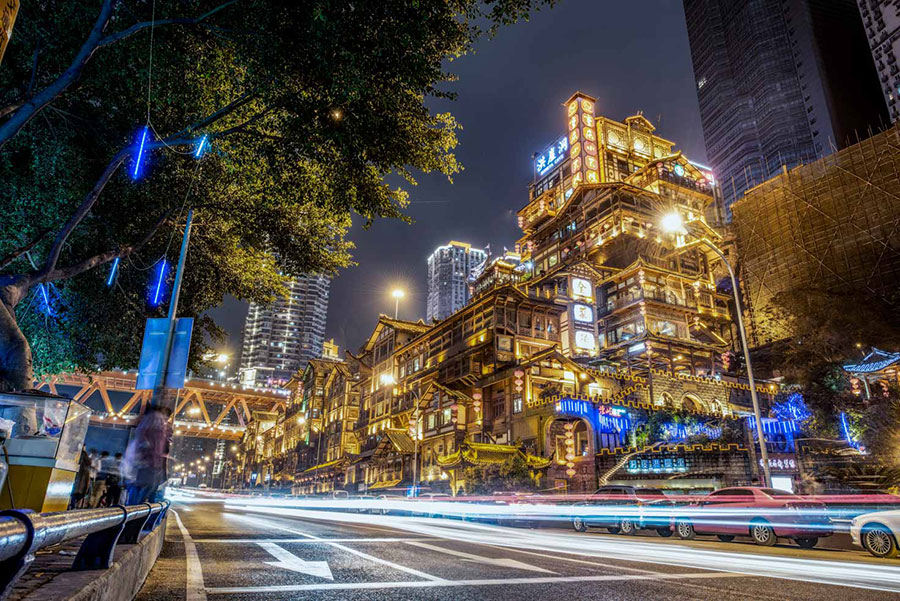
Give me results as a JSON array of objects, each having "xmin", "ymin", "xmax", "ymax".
[{"xmin": 0, "ymin": 501, "xmax": 169, "ymax": 600}]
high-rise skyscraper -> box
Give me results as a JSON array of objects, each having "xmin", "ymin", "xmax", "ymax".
[
  {"xmin": 426, "ymin": 241, "xmax": 486, "ymax": 322},
  {"xmin": 683, "ymin": 0, "xmax": 887, "ymax": 214},
  {"xmin": 858, "ymin": 1, "xmax": 900, "ymax": 122},
  {"xmin": 238, "ymin": 275, "xmax": 330, "ymax": 388}
]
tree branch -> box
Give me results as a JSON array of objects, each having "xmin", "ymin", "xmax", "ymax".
[
  {"xmin": 0, "ymin": 0, "xmax": 116, "ymax": 151},
  {"xmin": 0, "ymin": 0, "xmax": 240, "ymax": 151},
  {"xmin": 0, "ymin": 103, "xmax": 23, "ymax": 119},
  {"xmin": 0, "ymin": 229, "xmax": 51, "ymax": 270},
  {"xmin": 41, "ymin": 208, "xmax": 175, "ymax": 284},
  {"xmin": 38, "ymin": 147, "xmax": 130, "ymax": 278},
  {"xmin": 95, "ymin": 0, "xmax": 240, "ymax": 48},
  {"xmin": 30, "ymin": 89, "xmax": 267, "ymax": 284}
]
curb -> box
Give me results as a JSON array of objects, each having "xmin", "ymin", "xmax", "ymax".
[{"xmin": 16, "ymin": 517, "xmax": 166, "ymax": 601}]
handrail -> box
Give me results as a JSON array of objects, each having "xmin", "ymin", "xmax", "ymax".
[{"xmin": 0, "ymin": 501, "xmax": 169, "ymax": 599}]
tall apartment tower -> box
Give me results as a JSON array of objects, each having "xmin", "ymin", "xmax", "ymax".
[
  {"xmin": 238, "ymin": 275, "xmax": 330, "ymax": 388},
  {"xmin": 426, "ymin": 241, "xmax": 487, "ymax": 322},
  {"xmin": 858, "ymin": 1, "xmax": 900, "ymax": 122},
  {"xmin": 683, "ymin": 0, "xmax": 887, "ymax": 214}
]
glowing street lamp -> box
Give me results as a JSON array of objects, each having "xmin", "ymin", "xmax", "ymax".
[
  {"xmin": 391, "ymin": 288, "xmax": 405, "ymax": 319},
  {"xmin": 660, "ymin": 212, "xmax": 771, "ymax": 487}
]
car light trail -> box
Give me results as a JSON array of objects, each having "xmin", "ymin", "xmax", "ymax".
[{"xmin": 210, "ymin": 500, "xmax": 900, "ymax": 593}]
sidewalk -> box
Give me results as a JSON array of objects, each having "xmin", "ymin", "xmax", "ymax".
[{"xmin": 5, "ymin": 517, "xmax": 167, "ymax": 601}]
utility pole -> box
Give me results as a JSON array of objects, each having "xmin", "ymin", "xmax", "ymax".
[{"xmin": 151, "ymin": 208, "xmax": 194, "ymax": 409}]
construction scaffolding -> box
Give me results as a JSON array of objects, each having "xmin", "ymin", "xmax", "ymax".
[{"xmin": 732, "ymin": 123, "xmax": 900, "ymax": 346}]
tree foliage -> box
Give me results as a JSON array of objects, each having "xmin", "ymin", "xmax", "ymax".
[
  {"xmin": 461, "ymin": 454, "xmax": 538, "ymax": 495},
  {"xmin": 0, "ymin": 0, "xmax": 555, "ymax": 388}
]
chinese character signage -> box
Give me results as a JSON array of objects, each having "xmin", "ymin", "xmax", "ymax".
[
  {"xmin": 574, "ymin": 330, "xmax": 596, "ymax": 350},
  {"xmin": 571, "ymin": 277, "xmax": 593, "ymax": 300},
  {"xmin": 535, "ymin": 135, "xmax": 569, "ymax": 176},
  {"xmin": 573, "ymin": 303, "xmax": 593, "ymax": 322},
  {"xmin": 565, "ymin": 92, "xmax": 599, "ymax": 188}
]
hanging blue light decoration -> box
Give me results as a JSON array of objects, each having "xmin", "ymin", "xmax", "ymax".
[
  {"xmin": 773, "ymin": 392, "xmax": 811, "ymax": 423},
  {"xmin": 194, "ymin": 134, "xmax": 208, "ymax": 158},
  {"xmin": 839, "ymin": 412, "xmax": 860, "ymax": 450},
  {"xmin": 106, "ymin": 257, "xmax": 120, "ymax": 287},
  {"xmin": 38, "ymin": 283, "xmax": 53, "ymax": 316},
  {"xmin": 149, "ymin": 259, "xmax": 168, "ymax": 307},
  {"xmin": 132, "ymin": 126, "xmax": 150, "ymax": 180}
]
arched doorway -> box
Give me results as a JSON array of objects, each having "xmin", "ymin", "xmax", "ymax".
[{"xmin": 681, "ymin": 394, "xmax": 704, "ymax": 413}]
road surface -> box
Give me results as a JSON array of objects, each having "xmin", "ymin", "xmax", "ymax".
[{"xmin": 136, "ymin": 499, "xmax": 900, "ymax": 600}]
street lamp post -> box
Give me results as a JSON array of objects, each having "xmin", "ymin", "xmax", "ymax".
[
  {"xmin": 391, "ymin": 289, "xmax": 405, "ymax": 319},
  {"xmin": 660, "ymin": 213, "xmax": 771, "ymax": 487},
  {"xmin": 409, "ymin": 391, "xmax": 422, "ymax": 497}
]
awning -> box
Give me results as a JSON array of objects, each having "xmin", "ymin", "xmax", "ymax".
[
  {"xmin": 843, "ymin": 348, "xmax": 900, "ymax": 374},
  {"xmin": 351, "ymin": 449, "xmax": 376, "ymax": 464},
  {"xmin": 385, "ymin": 430, "xmax": 416, "ymax": 453},
  {"xmin": 368, "ymin": 478, "xmax": 402, "ymax": 490},
  {"xmin": 301, "ymin": 458, "xmax": 343, "ymax": 473},
  {"xmin": 436, "ymin": 442, "xmax": 551, "ymax": 469}
]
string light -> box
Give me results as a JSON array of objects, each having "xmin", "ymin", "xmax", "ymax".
[
  {"xmin": 150, "ymin": 259, "xmax": 168, "ymax": 307},
  {"xmin": 132, "ymin": 126, "xmax": 150, "ymax": 179},
  {"xmin": 194, "ymin": 134, "xmax": 208, "ymax": 158},
  {"xmin": 106, "ymin": 257, "xmax": 120, "ymax": 287}
]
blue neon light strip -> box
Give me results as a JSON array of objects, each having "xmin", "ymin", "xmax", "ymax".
[
  {"xmin": 133, "ymin": 126, "xmax": 149, "ymax": 179},
  {"xmin": 151, "ymin": 259, "xmax": 167, "ymax": 306},
  {"xmin": 106, "ymin": 257, "xmax": 120, "ymax": 287},
  {"xmin": 195, "ymin": 134, "xmax": 208, "ymax": 158},
  {"xmin": 839, "ymin": 412, "xmax": 859, "ymax": 449}
]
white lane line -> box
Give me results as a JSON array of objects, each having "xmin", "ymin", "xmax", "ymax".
[
  {"xmin": 173, "ymin": 510, "xmax": 207, "ymax": 601},
  {"xmin": 206, "ymin": 570, "xmax": 750, "ymax": 594},
  {"xmin": 231, "ymin": 514, "xmax": 445, "ymax": 582},
  {"xmin": 489, "ymin": 545, "xmax": 783, "ymax": 601},
  {"xmin": 194, "ymin": 537, "xmax": 437, "ymax": 544},
  {"xmin": 487, "ymin": 544, "xmax": 665, "ymax": 575},
  {"xmin": 405, "ymin": 540, "xmax": 556, "ymax": 574}
]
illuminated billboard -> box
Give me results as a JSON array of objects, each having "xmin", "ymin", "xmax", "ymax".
[{"xmin": 535, "ymin": 135, "xmax": 569, "ymax": 176}]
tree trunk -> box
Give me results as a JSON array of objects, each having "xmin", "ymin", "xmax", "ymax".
[{"xmin": 0, "ymin": 286, "xmax": 33, "ymax": 392}]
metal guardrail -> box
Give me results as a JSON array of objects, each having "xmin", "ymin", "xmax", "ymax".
[{"xmin": 0, "ymin": 501, "xmax": 169, "ymax": 600}]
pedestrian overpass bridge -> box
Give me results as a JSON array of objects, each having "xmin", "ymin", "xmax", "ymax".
[{"xmin": 33, "ymin": 372, "xmax": 289, "ymax": 441}]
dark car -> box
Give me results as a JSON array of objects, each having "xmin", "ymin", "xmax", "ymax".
[
  {"xmin": 671, "ymin": 486, "xmax": 832, "ymax": 548},
  {"xmin": 572, "ymin": 485, "xmax": 675, "ymax": 537}
]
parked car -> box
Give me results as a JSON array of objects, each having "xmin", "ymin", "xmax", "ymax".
[
  {"xmin": 672, "ymin": 486, "xmax": 831, "ymax": 548},
  {"xmin": 349, "ymin": 494, "xmax": 377, "ymax": 513},
  {"xmin": 571, "ymin": 486, "xmax": 675, "ymax": 537},
  {"xmin": 850, "ymin": 509, "xmax": 900, "ymax": 558}
]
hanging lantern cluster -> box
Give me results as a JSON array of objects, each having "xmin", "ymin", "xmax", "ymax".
[
  {"xmin": 514, "ymin": 370, "xmax": 525, "ymax": 394},
  {"xmin": 450, "ymin": 401, "xmax": 459, "ymax": 424},
  {"xmin": 564, "ymin": 422, "xmax": 576, "ymax": 477},
  {"xmin": 472, "ymin": 390, "xmax": 482, "ymax": 412}
]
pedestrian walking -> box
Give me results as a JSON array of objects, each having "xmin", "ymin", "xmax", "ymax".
[
  {"xmin": 90, "ymin": 451, "xmax": 110, "ymax": 507},
  {"xmin": 101, "ymin": 452, "xmax": 124, "ymax": 506},
  {"xmin": 122, "ymin": 407, "xmax": 172, "ymax": 504},
  {"xmin": 69, "ymin": 448, "xmax": 93, "ymax": 509}
]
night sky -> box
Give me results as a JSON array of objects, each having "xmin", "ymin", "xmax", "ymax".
[{"xmin": 208, "ymin": 0, "xmax": 708, "ymax": 359}]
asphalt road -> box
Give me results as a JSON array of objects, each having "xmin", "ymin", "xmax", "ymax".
[{"xmin": 136, "ymin": 499, "xmax": 900, "ymax": 600}]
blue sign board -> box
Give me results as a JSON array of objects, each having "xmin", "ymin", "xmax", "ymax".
[
  {"xmin": 136, "ymin": 317, "xmax": 194, "ymax": 390},
  {"xmin": 535, "ymin": 135, "xmax": 569, "ymax": 176},
  {"xmin": 555, "ymin": 398, "xmax": 593, "ymax": 417}
]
